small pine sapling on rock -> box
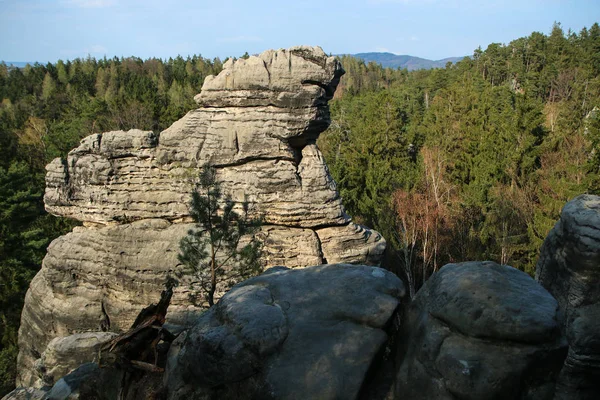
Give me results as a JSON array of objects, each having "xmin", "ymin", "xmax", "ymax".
[{"xmin": 178, "ymin": 165, "xmax": 262, "ymax": 307}]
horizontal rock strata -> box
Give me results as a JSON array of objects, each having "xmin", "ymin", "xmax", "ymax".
[
  {"xmin": 17, "ymin": 46, "xmax": 386, "ymax": 387},
  {"xmin": 35, "ymin": 332, "xmax": 117, "ymax": 388}
]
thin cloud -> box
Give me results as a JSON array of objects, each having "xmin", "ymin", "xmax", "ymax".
[
  {"xmin": 85, "ymin": 45, "xmax": 107, "ymax": 54},
  {"xmin": 62, "ymin": 0, "xmax": 116, "ymax": 8},
  {"xmin": 217, "ymin": 36, "xmax": 262, "ymax": 43}
]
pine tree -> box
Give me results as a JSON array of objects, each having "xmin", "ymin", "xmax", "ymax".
[
  {"xmin": 40, "ymin": 72, "xmax": 56, "ymax": 101},
  {"xmin": 178, "ymin": 166, "xmax": 262, "ymax": 307}
]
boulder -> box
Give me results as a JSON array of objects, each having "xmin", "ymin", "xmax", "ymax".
[
  {"xmin": 316, "ymin": 223, "xmax": 386, "ymax": 265},
  {"xmin": 165, "ymin": 264, "xmax": 405, "ymax": 400},
  {"xmin": 396, "ymin": 261, "xmax": 567, "ymax": 400},
  {"xmin": 33, "ymin": 332, "xmax": 117, "ymax": 388},
  {"xmin": 536, "ymin": 194, "xmax": 600, "ymax": 399},
  {"xmin": 42, "ymin": 363, "xmax": 122, "ymax": 400},
  {"xmin": 17, "ymin": 46, "xmax": 386, "ymax": 387},
  {"xmin": 1, "ymin": 387, "xmax": 46, "ymax": 400}
]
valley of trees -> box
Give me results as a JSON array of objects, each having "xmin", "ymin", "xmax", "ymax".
[
  {"xmin": 0, "ymin": 22, "xmax": 598, "ymax": 394},
  {"xmin": 319, "ymin": 22, "xmax": 600, "ymax": 297}
]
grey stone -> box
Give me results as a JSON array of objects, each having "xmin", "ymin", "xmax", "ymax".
[
  {"xmin": 536, "ymin": 194, "xmax": 600, "ymax": 399},
  {"xmin": 0, "ymin": 387, "xmax": 46, "ymax": 400},
  {"xmin": 18, "ymin": 46, "xmax": 386, "ymax": 387},
  {"xmin": 317, "ymin": 223, "xmax": 386, "ymax": 265},
  {"xmin": 196, "ymin": 46, "xmax": 343, "ymax": 110},
  {"xmin": 33, "ymin": 332, "xmax": 117, "ymax": 388},
  {"xmin": 165, "ymin": 264, "xmax": 405, "ymax": 400},
  {"xmin": 396, "ymin": 261, "xmax": 566, "ymax": 400},
  {"xmin": 16, "ymin": 220, "xmax": 201, "ymax": 387},
  {"xmin": 44, "ymin": 362, "xmax": 122, "ymax": 400}
]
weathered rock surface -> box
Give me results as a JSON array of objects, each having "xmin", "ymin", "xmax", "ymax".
[
  {"xmin": 42, "ymin": 362, "xmax": 123, "ymax": 400},
  {"xmin": 165, "ymin": 264, "xmax": 405, "ymax": 400},
  {"xmin": 34, "ymin": 332, "xmax": 117, "ymax": 388},
  {"xmin": 396, "ymin": 261, "xmax": 567, "ymax": 400},
  {"xmin": 1, "ymin": 387, "xmax": 46, "ymax": 400},
  {"xmin": 44, "ymin": 47, "xmax": 346, "ymax": 227},
  {"xmin": 536, "ymin": 194, "xmax": 600, "ymax": 399},
  {"xmin": 316, "ymin": 223, "xmax": 385, "ymax": 264},
  {"xmin": 17, "ymin": 46, "xmax": 386, "ymax": 387},
  {"xmin": 4, "ymin": 362, "xmax": 132, "ymax": 400},
  {"xmin": 17, "ymin": 220, "xmax": 196, "ymax": 386}
]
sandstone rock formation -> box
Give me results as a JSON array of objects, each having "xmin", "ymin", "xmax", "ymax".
[
  {"xmin": 10, "ymin": 362, "xmax": 126, "ymax": 400},
  {"xmin": 165, "ymin": 264, "xmax": 405, "ymax": 400},
  {"xmin": 1, "ymin": 388, "xmax": 46, "ymax": 400},
  {"xmin": 35, "ymin": 332, "xmax": 117, "ymax": 388},
  {"xmin": 395, "ymin": 261, "xmax": 567, "ymax": 400},
  {"xmin": 17, "ymin": 46, "xmax": 386, "ymax": 387},
  {"xmin": 536, "ymin": 194, "xmax": 600, "ymax": 399}
]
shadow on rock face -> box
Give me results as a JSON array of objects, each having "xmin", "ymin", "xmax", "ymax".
[
  {"xmin": 164, "ymin": 263, "xmax": 406, "ymax": 400},
  {"xmin": 536, "ymin": 194, "xmax": 600, "ymax": 400},
  {"xmin": 395, "ymin": 261, "xmax": 567, "ymax": 400}
]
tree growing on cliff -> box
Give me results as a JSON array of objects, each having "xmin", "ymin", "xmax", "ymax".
[{"xmin": 178, "ymin": 166, "xmax": 263, "ymax": 307}]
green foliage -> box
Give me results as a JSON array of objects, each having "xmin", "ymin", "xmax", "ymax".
[
  {"xmin": 178, "ymin": 166, "xmax": 262, "ymax": 307},
  {"xmin": 321, "ymin": 23, "xmax": 600, "ymax": 282},
  {"xmin": 0, "ymin": 345, "xmax": 17, "ymax": 395},
  {"xmin": 586, "ymin": 108, "xmax": 600, "ymax": 192},
  {"xmin": 0, "ymin": 162, "xmax": 44, "ymax": 395}
]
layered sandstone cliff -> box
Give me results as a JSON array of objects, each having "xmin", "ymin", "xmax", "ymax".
[{"xmin": 16, "ymin": 46, "xmax": 386, "ymax": 387}]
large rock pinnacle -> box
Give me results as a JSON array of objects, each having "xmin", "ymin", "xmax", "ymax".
[{"xmin": 16, "ymin": 46, "xmax": 386, "ymax": 387}]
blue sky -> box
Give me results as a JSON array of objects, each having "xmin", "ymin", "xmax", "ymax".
[{"xmin": 1, "ymin": 0, "xmax": 599, "ymax": 63}]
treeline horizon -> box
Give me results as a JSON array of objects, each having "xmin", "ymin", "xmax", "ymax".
[{"xmin": 0, "ymin": 22, "xmax": 599, "ymax": 394}]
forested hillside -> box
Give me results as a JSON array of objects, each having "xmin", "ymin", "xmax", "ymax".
[
  {"xmin": 319, "ymin": 23, "xmax": 600, "ymax": 297},
  {"xmin": 0, "ymin": 54, "xmax": 223, "ymax": 394},
  {"xmin": 0, "ymin": 23, "xmax": 599, "ymax": 394}
]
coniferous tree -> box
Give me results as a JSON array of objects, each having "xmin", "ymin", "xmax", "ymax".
[{"xmin": 178, "ymin": 166, "xmax": 263, "ymax": 307}]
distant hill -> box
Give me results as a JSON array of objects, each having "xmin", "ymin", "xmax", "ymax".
[{"xmin": 348, "ymin": 52, "xmax": 465, "ymax": 70}]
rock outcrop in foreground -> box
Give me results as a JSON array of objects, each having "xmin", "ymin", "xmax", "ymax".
[
  {"xmin": 9, "ymin": 195, "xmax": 600, "ymax": 399},
  {"xmin": 6, "ymin": 264, "xmax": 406, "ymax": 400},
  {"xmin": 536, "ymin": 194, "xmax": 600, "ymax": 399},
  {"xmin": 166, "ymin": 264, "xmax": 405, "ymax": 400},
  {"xmin": 16, "ymin": 46, "xmax": 386, "ymax": 387},
  {"xmin": 395, "ymin": 261, "xmax": 566, "ymax": 400}
]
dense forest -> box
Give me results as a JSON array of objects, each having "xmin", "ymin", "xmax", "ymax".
[
  {"xmin": 319, "ymin": 22, "xmax": 600, "ymax": 297},
  {"xmin": 0, "ymin": 23, "xmax": 599, "ymax": 394}
]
